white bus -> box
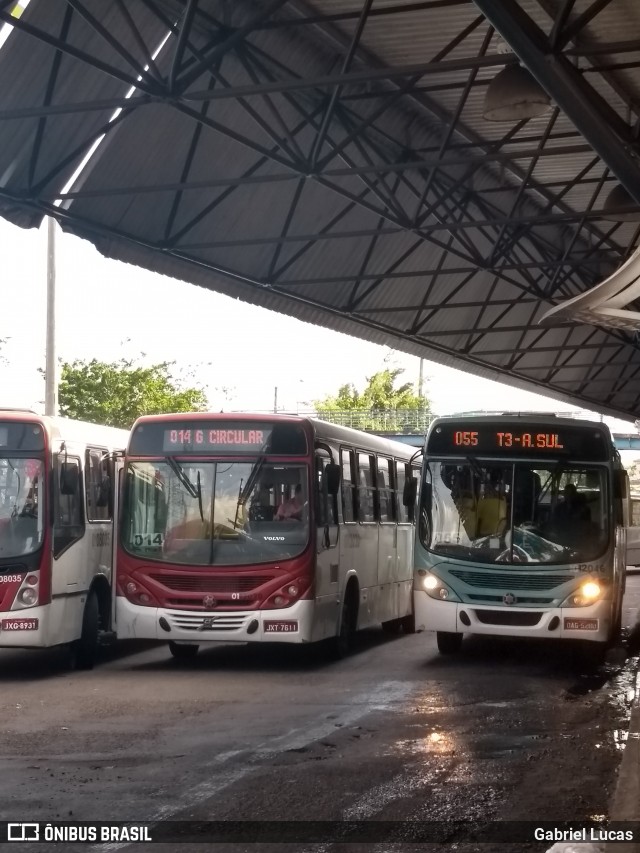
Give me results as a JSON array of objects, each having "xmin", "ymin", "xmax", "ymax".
[
  {"xmin": 0, "ymin": 411, "xmax": 128, "ymax": 667},
  {"xmin": 115, "ymin": 413, "xmax": 419, "ymax": 659},
  {"xmin": 414, "ymin": 414, "xmax": 628, "ymax": 657}
]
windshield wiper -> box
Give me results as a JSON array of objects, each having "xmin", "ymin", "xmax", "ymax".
[
  {"xmin": 466, "ymin": 455, "xmax": 485, "ymax": 480},
  {"xmin": 166, "ymin": 456, "xmax": 204, "ymax": 522},
  {"xmin": 232, "ymin": 456, "xmax": 266, "ymax": 528}
]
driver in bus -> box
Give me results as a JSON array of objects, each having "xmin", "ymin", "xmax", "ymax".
[{"xmin": 276, "ymin": 484, "xmax": 304, "ymax": 521}]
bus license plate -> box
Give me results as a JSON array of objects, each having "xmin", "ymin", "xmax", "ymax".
[
  {"xmin": 564, "ymin": 618, "xmax": 598, "ymax": 631},
  {"xmin": 264, "ymin": 620, "xmax": 298, "ymax": 633},
  {"xmin": 1, "ymin": 618, "xmax": 39, "ymax": 631}
]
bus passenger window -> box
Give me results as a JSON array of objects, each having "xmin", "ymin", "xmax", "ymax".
[
  {"xmin": 377, "ymin": 457, "xmax": 392, "ymax": 522},
  {"xmin": 54, "ymin": 455, "xmax": 85, "ymax": 557},
  {"xmin": 395, "ymin": 463, "xmax": 408, "ymax": 523},
  {"xmin": 341, "ymin": 449, "xmax": 356, "ymax": 523},
  {"xmin": 86, "ymin": 449, "xmax": 111, "ymax": 522},
  {"xmin": 357, "ymin": 453, "xmax": 375, "ymax": 522}
]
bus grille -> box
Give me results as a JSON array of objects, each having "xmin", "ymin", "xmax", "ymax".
[
  {"xmin": 167, "ymin": 611, "xmax": 249, "ymax": 632},
  {"xmin": 149, "ymin": 574, "xmax": 271, "ymax": 592},
  {"xmin": 474, "ymin": 610, "xmax": 543, "ymax": 627},
  {"xmin": 449, "ymin": 570, "xmax": 573, "ymax": 590},
  {"xmin": 468, "ymin": 594, "xmax": 555, "ymax": 605}
]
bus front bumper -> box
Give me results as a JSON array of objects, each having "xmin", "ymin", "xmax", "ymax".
[
  {"xmin": 0, "ymin": 604, "xmax": 51, "ymax": 648},
  {"xmin": 414, "ymin": 591, "xmax": 613, "ymax": 643},
  {"xmin": 115, "ymin": 597, "xmax": 316, "ymax": 644}
]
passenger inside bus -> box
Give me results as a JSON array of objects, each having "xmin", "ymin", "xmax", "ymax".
[
  {"xmin": 276, "ymin": 484, "xmax": 304, "ymax": 521},
  {"xmin": 250, "ymin": 486, "xmax": 275, "ymax": 521},
  {"xmin": 552, "ymin": 483, "xmax": 591, "ymax": 545},
  {"xmin": 475, "ymin": 468, "xmax": 507, "ymax": 538},
  {"xmin": 447, "ymin": 466, "xmax": 477, "ymax": 539}
]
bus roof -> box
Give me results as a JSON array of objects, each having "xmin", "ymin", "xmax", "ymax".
[{"xmin": 0, "ymin": 410, "xmax": 129, "ymax": 447}]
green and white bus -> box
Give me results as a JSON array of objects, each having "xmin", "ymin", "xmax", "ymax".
[{"xmin": 414, "ymin": 414, "xmax": 628, "ymax": 655}]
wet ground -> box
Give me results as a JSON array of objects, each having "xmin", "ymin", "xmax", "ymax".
[{"xmin": 0, "ymin": 575, "xmax": 639, "ymax": 853}]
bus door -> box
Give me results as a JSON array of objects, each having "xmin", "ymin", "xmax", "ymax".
[
  {"xmin": 313, "ymin": 448, "xmax": 340, "ymax": 638},
  {"xmin": 355, "ymin": 451, "xmax": 378, "ymax": 621},
  {"xmin": 376, "ymin": 457, "xmax": 396, "ymax": 587},
  {"xmin": 111, "ymin": 455, "xmax": 125, "ymax": 632},
  {"xmin": 627, "ymin": 496, "xmax": 640, "ymax": 567},
  {"xmin": 50, "ymin": 446, "xmax": 86, "ymax": 642}
]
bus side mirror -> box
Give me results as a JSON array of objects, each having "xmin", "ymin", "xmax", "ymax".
[
  {"xmin": 403, "ymin": 476, "xmax": 418, "ymax": 507},
  {"xmin": 325, "ymin": 463, "xmax": 341, "ymax": 496},
  {"xmin": 60, "ymin": 461, "xmax": 80, "ymax": 496}
]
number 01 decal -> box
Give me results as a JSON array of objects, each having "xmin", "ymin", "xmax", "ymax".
[{"xmin": 133, "ymin": 533, "xmax": 164, "ymax": 547}]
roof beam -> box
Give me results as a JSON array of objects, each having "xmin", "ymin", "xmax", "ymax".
[{"xmin": 471, "ymin": 0, "xmax": 640, "ymax": 205}]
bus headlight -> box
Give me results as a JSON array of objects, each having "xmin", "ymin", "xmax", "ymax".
[
  {"xmin": 18, "ymin": 587, "xmax": 38, "ymax": 606},
  {"xmin": 420, "ymin": 573, "xmax": 460, "ymax": 602},
  {"xmin": 562, "ymin": 581, "xmax": 603, "ymax": 608}
]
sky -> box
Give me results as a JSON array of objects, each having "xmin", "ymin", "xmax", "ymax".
[{"xmin": 1, "ymin": 217, "xmax": 639, "ymax": 460}]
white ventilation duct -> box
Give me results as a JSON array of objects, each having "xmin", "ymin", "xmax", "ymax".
[{"xmin": 539, "ymin": 245, "xmax": 640, "ymax": 331}]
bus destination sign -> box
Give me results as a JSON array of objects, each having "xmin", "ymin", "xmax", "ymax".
[
  {"xmin": 427, "ymin": 422, "xmax": 609, "ymax": 460},
  {"xmin": 162, "ymin": 425, "xmax": 272, "ymax": 453},
  {"xmin": 129, "ymin": 420, "xmax": 309, "ymax": 456}
]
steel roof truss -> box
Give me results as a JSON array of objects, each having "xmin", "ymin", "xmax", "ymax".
[
  {"xmin": 0, "ymin": 7, "xmax": 155, "ymax": 93},
  {"xmin": 66, "ymin": 0, "xmax": 160, "ymax": 90},
  {"xmin": 472, "ymin": 0, "xmax": 640, "ymax": 205},
  {"xmin": 543, "ymin": 165, "xmax": 611, "ymax": 298}
]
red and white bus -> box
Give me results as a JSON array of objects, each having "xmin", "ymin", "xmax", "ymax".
[
  {"xmin": 115, "ymin": 413, "xmax": 419, "ymax": 658},
  {"xmin": 0, "ymin": 411, "xmax": 128, "ymax": 667}
]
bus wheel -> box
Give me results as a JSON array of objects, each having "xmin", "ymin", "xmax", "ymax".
[
  {"xmin": 71, "ymin": 591, "xmax": 99, "ymax": 670},
  {"xmin": 436, "ymin": 631, "xmax": 463, "ymax": 655},
  {"xmin": 610, "ymin": 592, "xmax": 623, "ymax": 644},
  {"xmin": 574, "ymin": 640, "xmax": 606, "ymax": 669},
  {"xmin": 169, "ymin": 642, "xmax": 199, "ymax": 660},
  {"xmin": 328, "ymin": 594, "xmax": 356, "ymax": 660}
]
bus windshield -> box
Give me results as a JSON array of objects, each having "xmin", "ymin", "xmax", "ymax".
[
  {"xmin": 420, "ymin": 459, "xmax": 609, "ymax": 565},
  {"xmin": 122, "ymin": 460, "xmax": 310, "ymax": 566},
  {"xmin": 0, "ymin": 457, "xmax": 45, "ymax": 558}
]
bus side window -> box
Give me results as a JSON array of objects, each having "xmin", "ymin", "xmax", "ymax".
[
  {"xmin": 377, "ymin": 457, "xmax": 392, "ymax": 522},
  {"xmin": 86, "ymin": 448, "xmax": 111, "ymax": 522},
  {"xmin": 54, "ymin": 455, "xmax": 85, "ymax": 558},
  {"xmin": 341, "ymin": 448, "xmax": 356, "ymax": 523},
  {"xmin": 395, "ymin": 463, "xmax": 408, "ymax": 523},
  {"xmin": 357, "ymin": 452, "xmax": 376, "ymax": 523}
]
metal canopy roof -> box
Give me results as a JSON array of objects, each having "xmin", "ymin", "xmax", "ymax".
[{"xmin": 1, "ymin": 0, "xmax": 640, "ymax": 419}]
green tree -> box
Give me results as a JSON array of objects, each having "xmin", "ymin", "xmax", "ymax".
[
  {"xmin": 57, "ymin": 358, "xmax": 208, "ymax": 428},
  {"xmin": 314, "ymin": 368, "xmax": 430, "ymax": 432}
]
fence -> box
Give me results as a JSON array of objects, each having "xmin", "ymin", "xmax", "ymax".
[{"xmin": 298, "ymin": 409, "xmax": 434, "ymax": 434}]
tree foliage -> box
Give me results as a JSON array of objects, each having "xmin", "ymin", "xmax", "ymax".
[
  {"xmin": 314, "ymin": 368, "xmax": 430, "ymax": 432},
  {"xmin": 58, "ymin": 358, "xmax": 208, "ymax": 428}
]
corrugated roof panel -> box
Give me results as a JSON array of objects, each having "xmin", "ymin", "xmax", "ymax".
[{"xmin": 1, "ymin": 0, "xmax": 640, "ymax": 418}]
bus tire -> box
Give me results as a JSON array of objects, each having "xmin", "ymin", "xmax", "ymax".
[
  {"xmin": 436, "ymin": 631, "xmax": 463, "ymax": 655},
  {"xmin": 169, "ymin": 642, "xmax": 199, "ymax": 660},
  {"xmin": 610, "ymin": 591, "xmax": 623, "ymax": 645},
  {"xmin": 328, "ymin": 588, "xmax": 357, "ymax": 660},
  {"xmin": 72, "ymin": 591, "xmax": 99, "ymax": 670},
  {"xmin": 574, "ymin": 640, "xmax": 606, "ymax": 669}
]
